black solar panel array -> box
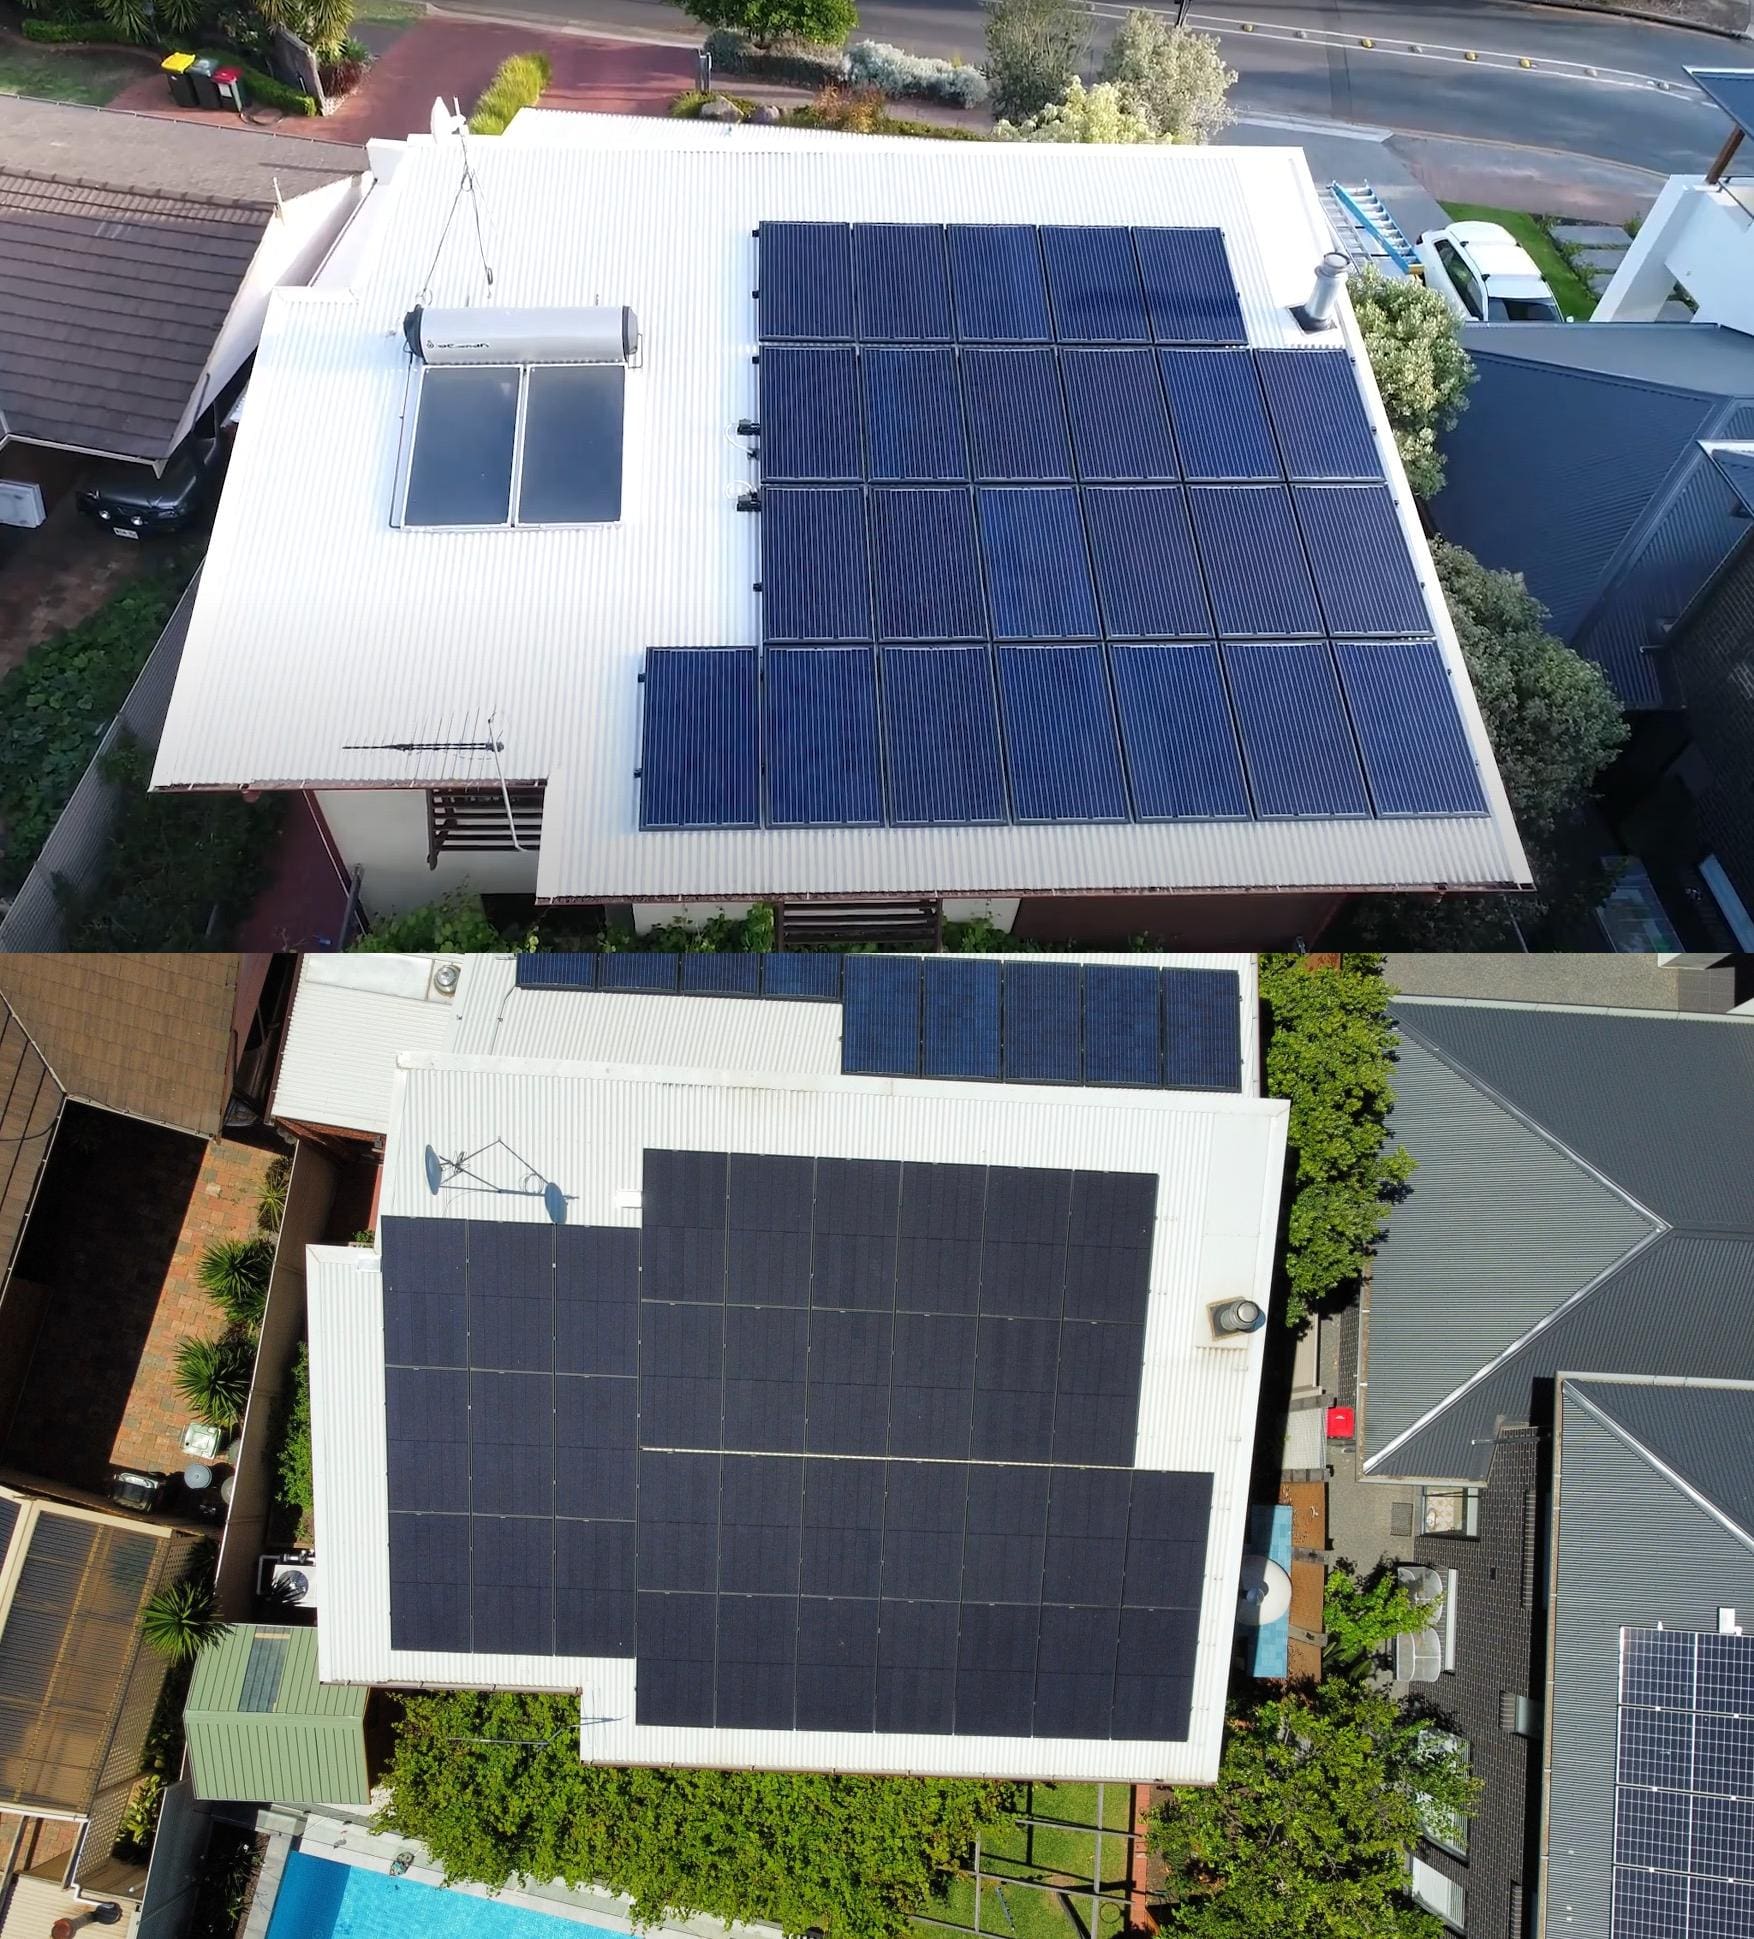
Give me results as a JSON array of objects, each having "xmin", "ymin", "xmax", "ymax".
[{"xmin": 381, "ymin": 1145, "xmax": 1213, "ymax": 1741}]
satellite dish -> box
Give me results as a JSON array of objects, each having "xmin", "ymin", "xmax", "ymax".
[
  {"xmin": 424, "ymin": 1145, "xmax": 444, "ymax": 1196},
  {"xmin": 1235, "ymin": 1553, "xmax": 1293, "ymax": 1628},
  {"xmin": 543, "ymin": 1181, "xmax": 569, "ymax": 1226}
]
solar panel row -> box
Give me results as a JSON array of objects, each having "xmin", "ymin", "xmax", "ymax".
[
  {"xmin": 641, "ymin": 636, "xmax": 1488, "ymax": 830},
  {"xmin": 758, "ymin": 221, "xmax": 1246, "ymax": 347},
  {"xmin": 758, "ymin": 345, "xmax": 1384, "ymax": 486},
  {"xmin": 842, "ymin": 957, "xmax": 1242, "ymax": 1091}
]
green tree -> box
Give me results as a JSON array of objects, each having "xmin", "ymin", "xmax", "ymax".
[
  {"xmin": 141, "ymin": 1578, "xmax": 229, "ymax": 1664},
  {"xmin": 1098, "ymin": 11, "xmax": 1235, "ymax": 142},
  {"xmin": 1348, "ymin": 267, "xmax": 1473, "ymax": 500},
  {"xmin": 380, "ymin": 1691, "xmax": 1011, "ymax": 1938},
  {"xmin": 996, "ymin": 76, "xmax": 1165, "ymax": 142},
  {"xmin": 1152, "ymin": 1680, "xmax": 1477, "ymax": 1939},
  {"xmin": 1322, "ymin": 1561, "xmax": 1434, "ymax": 1678},
  {"xmin": 983, "ymin": 0, "xmax": 1088, "ymax": 123},
  {"xmin": 679, "ymin": 0, "xmax": 857, "ymax": 52},
  {"xmin": 1259, "ymin": 953, "xmax": 1414, "ymax": 1326}
]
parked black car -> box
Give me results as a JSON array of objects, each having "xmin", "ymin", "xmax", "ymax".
[{"xmin": 77, "ymin": 426, "xmax": 227, "ymax": 538}]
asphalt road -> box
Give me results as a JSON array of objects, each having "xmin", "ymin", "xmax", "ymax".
[{"xmin": 442, "ymin": 0, "xmax": 1735, "ymax": 171}]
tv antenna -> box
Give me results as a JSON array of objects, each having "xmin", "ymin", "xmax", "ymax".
[
  {"xmin": 418, "ymin": 95, "xmax": 495, "ymax": 303},
  {"xmin": 423, "ymin": 1137, "xmax": 571, "ymax": 1224}
]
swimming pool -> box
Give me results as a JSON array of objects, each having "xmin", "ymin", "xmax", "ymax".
[{"xmin": 265, "ymin": 1850, "xmax": 625, "ymax": 1939}]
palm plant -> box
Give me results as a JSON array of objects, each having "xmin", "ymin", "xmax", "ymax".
[
  {"xmin": 154, "ymin": 0, "xmax": 205, "ymax": 32},
  {"xmin": 141, "ymin": 1578, "xmax": 229, "ymax": 1663},
  {"xmin": 174, "ymin": 1333, "xmax": 256, "ymax": 1429},
  {"xmin": 256, "ymin": 1156, "xmax": 291, "ymax": 1234},
  {"xmin": 198, "ymin": 1236, "xmax": 274, "ymax": 1332}
]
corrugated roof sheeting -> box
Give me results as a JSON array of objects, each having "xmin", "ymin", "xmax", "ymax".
[
  {"xmin": 1360, "ymin": 1036, "xmax": 1658, "ymax": 1462},
  {"xmin": 272, "ymin": 964, "xmax": 459, "ymax": 1136},
  {"xmin": 0, "ymin": 1004, "xmax": 62, "ymax": 1292},
  {"xmin": 1544, "ymin": 1379, "xmax": 1754, "ymax": 1939},
  {"xmin": 186, "ymin": 1624, "xmax": 369, "ymax": 1805},
  {"xmin": 153, "ymin": 131, "xmax": 1524, "ymax": 896},
  {"xmin": 1566, "ymin": 1378, "xmax": 1754, "ymax": 1541},
  {"xmin": 313, "ymin": 1061, "xmax": 1286, "ymax": 1780}
]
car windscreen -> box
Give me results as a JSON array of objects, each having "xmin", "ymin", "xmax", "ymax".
[{"xmin": 1490, "ymin": 296, "xmax": 1563, "ymax": 322}]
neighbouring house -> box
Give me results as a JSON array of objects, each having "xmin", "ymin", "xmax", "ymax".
[
  {"xmin": 149, "ymin": 108, "xmax": 1529, "ymax": 944},
  {"xmin": 0, "ymin": 100, "xmax": 368, "ymax": 526},
  {"xmin": 1431, "ymin": 71, "xmax": 1754, "ymax": 948},
  {"xmin": 1333, "ymin": 984, "xmax": 1754, "ymax": 1938},
  {"xmin": 184, "ymin": 1624, "xmax": 371, "ymax": 1809},
  {"xmin": 277, "ymin": 950, "xmax": 1285, "ymax": 1782}
]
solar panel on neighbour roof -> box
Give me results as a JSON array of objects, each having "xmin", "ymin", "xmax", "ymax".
[
  {"xmin": 1134, "ymin": 227, "xmax": 1247, "ymax": 344},
  {"xmin": 921, "ymin": 957, "xmax": 1003, "ymax": 1079},
  {"xmin": 947, "ymin": 224, "xmax": 1053, "ymax": 341},
  {"xmin": 863, "ymin": 347, "xmax": 969, "ymax": 481},
  {"xmin": 978, "ymin": 487, "xmax": 1101, "ymax": 640},
  {"xmin": 1294, "ymin": 485, "xmax": 1431, "ymax": 637},
  {"xmin": 1189, "ymin": 487, "xmax": 1323, "ymax": 638},
  {"xmin": 759, "ymin": 221, "xmax": 854, "ymax": 340},
  {"xmin": 1110, "ymin": 644, "xmax": 1251, "ymax": 822},
  {"xmin": 1334, "ymin": 640, "xmax": 1488, "ymax": 817},
  {"xmin": 1061, "ymin": 348, "xmax": 1178, "ymax": 482},
  {"xmin": 1041, "ymin": 225, "xmax": 1151, "ymax": 343},
  {"xmin": 1085, "ymin": 487, "xmax": 1211, "ymax": 640},
  {"xmin": 963, "ymin": 347, "xmax": 1075, "ymax": 482},
  {"xmin": 760, "ymin": 487, "xmax": 872, "ymax": 642},
  {"xmin": 1159, "ymin": 350, "xmax": 1279, "ymax": 482},
  {"xmin": 854, "ymin": 222, "xmax": 955, "ymax": 342},
  {"xmin": 997, "ymin": 645, "xmax": 1130, "ymax": 822},
  {"xmin": 1223, "ymin": 641, "xmax": 1372, "ymax": 818},
  {"xmin": 1255, "ymin": 350, "xmax": 1383, "ymax": 481},
  {"xmin": 1164, "ymin": 966, "xmax": 1243, "ymax": 1089},
  {"xmin": 879, "ymin": 644, "xmax": 1008, "ymax": 825},
  {"xmin": 842, "ymin": 955, "xmax": 922, "ymax": 1076},
  {"xmin": 871, "ymin": 488, "xmax": 987, "ymax": 642},
  {"xmin": 763, "ymin": 646, "xmax": 884, "ymax": 826},
  {"xmin": 758, "ymin": 347, "xmax": 862, "ymax": 483},
  {"xmin": 638, "ymin": 647, "xmax": 759, "ymax": 829}
]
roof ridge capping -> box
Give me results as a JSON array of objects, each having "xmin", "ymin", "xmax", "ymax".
[{"xmin": 0, "ymin": 165, "xmax": 277, "ymax": 215}]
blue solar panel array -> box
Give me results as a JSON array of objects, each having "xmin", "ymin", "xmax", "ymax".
[
  {"xmin": 632, "ymin": 220, "xmax": 1493, "ymax": 835},
  {"xmin": 511, "ymin": 954, "xmax": 1244, "ymax": 1093}
]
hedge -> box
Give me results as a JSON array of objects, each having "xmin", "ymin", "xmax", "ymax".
[
  {"xmin": 467, "ymin": 50, "xmax": 551, "ymax": 134},
  {"xmin": 703, "ymin": 27, "xmax": 846, "ymax": 87}
]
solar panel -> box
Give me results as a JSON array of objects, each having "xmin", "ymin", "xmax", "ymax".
[
  {"xmin": 854, "ymin": 222, "xmax": 955, "ymax": 342},
  {"xmin": 1334, "ymin": 640, "xmax": 1488, "ymax": 817},
  {"xmin": 871, "ymin": 488, "xmax": 987, "ymax": 641},
  {"xmin": 389, "ymin": 1512, "xmax": 469, "ymax": 1650},
  {"xmin": 599, "ymin": 953, "xmax": 681, "ymax": 992},
  {"xmin": 863, "ymin": 347, "xmax": 969, "ymax": 481},
  {"xmin": 997, "ymin": 645, "xmax": 1129, "ymax": 822},
  {"xmin": 1133, "ymin": 228, "xmax": 1246, "ymax": 345},
  {"xmin": 717, "ymin": 1593, "xmax": 798, "ymax": 1727},
  {"xmin": 842, "ymin": 955, "xmax": 922, "ymax": 1076},
  {"xmin": 681, "ymin": 953, "xmax": 762, "ymax": 994},
  {"xmin": 1061, "ymin": 348, "xmax": 1178, "ymax": 482},
  {"xmin": 515, "ymin": 954, "xmax": 597, "ymax": 991},
  {"xmin": 1158, "ymin": 350, "xmax": 1279, "ymax": 481},
  {"xmin": 638, "ymin": 647, "xmax": 759, "ymax": 830},
  {"xmin": 759, "ymin": 346, "xmax": 863, "ymax": 483},
  {"xmin": 403, "ymin": 366, "xmax": 519, "ymax": 528},
  {"xmin": 922, "ymin": 957, "xmax": 1002, "ymax": 1080},
  {"xmin": 1004, "ymin": 962, "xmax": 1081, "ymax": 1084},
  {"xmin": 1083, "ymin": 965, "xmax": 1160, "ymax": 1087},
  {"xmin": 759, "ymin": 221, "xmax": 854, "ymax": 341},
  {"xmin": 1294, "ymin": 485, "xmax": 1432, "ymax": 636},
  {"xmin": 472, "ymin": 1515, "xmax": 553, "ymax": 1653},
  {"xmin": 1042, "ymin": 226, "xmax": 1151, "ymax": 343},
  {"xmin": 947, "ymin": 224, "xmax": 1052, "ymax": 341},
  {"xmin": 763, "ymin": 647, "xmax": 882, "ymax": 826},
  {"xmin": 1109, "ymin": 643, "xmax": 1251, "ymax": 821},
  {"xmin": 518, "ymin": 365, "xmax": 625, "ymax": 524},
  {"xmin": 1084, "ymin": 487, "xmax": 1211, "ymax": 640},
  {"xmin": 760, "ymin": 954, "xmax": 843, "ymax": 1000},
  {"xmin": 760, "ymin": 487, "xmax": 872, "ymax": 642},
  {"xmin": 880, "ymin": 645, "xmax": 1007, "ymax": 825},
  {"xmin": 978, "ymin": 488, "xmax": 1101, "ymax": 640},
  {"xmin": 1223, "ymin": 641, "xmax": 1371, "ymax": 818},
  {"xmin": 1164, "ymin": 967, "xmax": 1242, "ymax": 1090},
  {"xmin": 1254, "ymin": 350, "xmax": 1384, "ymax": 481},
  {"xmin": 1188, "ymin": 486, "xmax": 1323, "ymax": 638},
  {"xmin": 963, "ymin": 347, "xmax": 1074, "ymax": 481}
]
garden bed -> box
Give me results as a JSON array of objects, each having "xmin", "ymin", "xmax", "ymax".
[{"xmin": 913, "ymin": 1784, "xmax": 1134, "ymax": 1939}]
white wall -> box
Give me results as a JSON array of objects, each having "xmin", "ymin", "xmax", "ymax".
[
  {"xmin": 314, "ymin": 787, "xmax": 538, "ymax": 917},
  {"xmin": 1595, "ymin": 174, "xmax": 1754, "ymax": 328},
  {"xmin": 168, "ymin": 173, "xmax": 372, "ymax": 453}
]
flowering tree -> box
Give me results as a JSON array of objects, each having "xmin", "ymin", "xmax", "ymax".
[
  {"xmin": 996, "ymin": 76, "xmax": 1165, "ymax": 142},
  {"xmin": 1348, "ymin": 267, "xmax": 1475, "ymax": 499},
  {"xmin": 1099, "ymin": 11, "xmax": 1235, "ymax": 143}
]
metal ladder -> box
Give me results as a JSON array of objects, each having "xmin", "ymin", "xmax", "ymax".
[{"xmin": 1319, "ymin": 183, "xmax": 1417, "ymax": 277}]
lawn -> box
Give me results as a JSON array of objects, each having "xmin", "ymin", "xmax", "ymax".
[
  {"xmin": 1439, "ymin": 202, "xmax": 1599, "ymax": 320},
  {"xmin": 914, "ymin": 1783, "xmax": 1133, "ymax": 1939},
  {"xmin": 0, "ymin": 39, "xmax": 143, "ymax": 105}
]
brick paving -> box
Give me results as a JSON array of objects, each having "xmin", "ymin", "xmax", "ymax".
[
  {"xmin": 4, "ymin": 1111, "xmax": 277, "ymax": 1492},
  {"xmin": 105, "ymin": 26, "xmax": 697, "ymax": 144}
]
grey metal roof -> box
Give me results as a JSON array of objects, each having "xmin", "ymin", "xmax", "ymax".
[
  {"xmin": 1566, "ymin": 1377, "xmax": 1754, "ymax": 1541},
  {"xmin": 1432, "ymin": 336, "xmax": 1754, "ymax": 710},
  {"xmin": 1543, "ymin": 1377, "xmax": 1754, "ymax": 1939},
  {"xmin": 0, "ymin": 170, "xmax": 269, "ymax": 462},
  {"xmin": 1703, "ymin": 439, "xmax": 1754, "ymax": 514},
  {"xmin": 1364, "ymin": 1001, "xmax": 1754, "ymax": 1480}
]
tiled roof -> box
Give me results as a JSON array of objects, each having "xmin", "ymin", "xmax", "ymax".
[{"xmin": 0, "ymin": 170, "xmax": 269, "ymax": 462}]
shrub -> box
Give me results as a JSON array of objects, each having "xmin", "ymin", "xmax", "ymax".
[
  {"xmin": 232, "ymin": 63, "xmax": 320, "ymax": 114},
  {"xmin": 257, "ymin": 1155, "xmax": 291, "ymax": 1234},
  {"xmin": 1098, "ymin": 10, "xmax": 1234, "ymax": 143},
  {"xmin": 997, "ymin": 76, "xmax": 1165, "ymax": 142},
  {"xmin": 274, "ymin": 1343, "xmax": 314, "ymax": 1516},
  {"xmin": 55, "ymin": 735, "xmax": 285, "ymax": 950},
  {"xmin": 141, "ymin": 1578, "xmax": 229, "ymax": 1664},
  {"xmin": 684, "ymin": 0, "xmax": 857, "ymax": 53},
  {"xmin": 703, "ymin": 27, "xmax": 848, "ymax": 85},
  {"xmin": 351, "ymin": 888, "xmax": 510, "ymax": 952},
  {"xmin": 1259, "ymin": 953, "xmax": 1415, "ymax": 1327},
  {"xmin": 19, "ymin": 16, "xmax": 140, "ymax": 40},
  {"xmin": 1323, "ymin": 1561, "xmax": 1436, "ymax": 1677},
  {"xmin": 198, "ymin": 1236, "xmax": 275, "ymax": 1333},
  {"xmin": 467, "ymin": 51, "xmax": 552, "ymax": 134},
  {"xmin": 1348, "ymin": 265, "xmax": 1474, "ymax": 500},
  {"xmin": 982, "ymin": 0, "xmax": 1086, "ymax": 124},
  {"xmin": 174, "ymin": 1334, "xmax": 256, "ymax": 1430},
  {"xmin": 319, "ymin": 53, "xmax": 367, "ymax": 94},
  {"xmin": 845, "ymin": 39, "xmax": 988, "ymax": 106}
]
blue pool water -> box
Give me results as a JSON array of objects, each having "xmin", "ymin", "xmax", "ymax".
[{"xmin": 265, "ymin": 1850, "xmax": 621, "ymax": 1939}]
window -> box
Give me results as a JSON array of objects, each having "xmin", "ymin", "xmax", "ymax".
[
  {"xmin": 1410, "ymin": 1856, "xmax": 1467, "ymax": 1931},
  {"xmin": 1434, "ymin": 241, "xmax": 1484, "ymax": 318},
  {"xmin": 1421, "ymin": 1487, "xmax": 1481, "ymax": 1538},
  {"xmin": 1489, "ymin": 295, "xmax": 1563, "ymax": 322},
  {"xmin": 397, "ymin": 363, "xmax": 625, "ymax": 529},
  {"xmin": 426, "ymin": 786, "xmax": 545, "ymax": 867},
  {"xmin": 1417, "ymin": 1728, "xmax": 1471, "ymax": 1857}
]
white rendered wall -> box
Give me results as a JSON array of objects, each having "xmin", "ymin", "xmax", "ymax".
[
  {"xmin": 314, "ymin": 787, "xmax": 538, "ymax": 916},
  {"xmin": 1595, "ymin": 174, "xmax": 1754, "ymax": 328}
]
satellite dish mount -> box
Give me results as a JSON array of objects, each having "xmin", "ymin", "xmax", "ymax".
[{"xmin": 422, "ymin": 1138, "xmax": 572, "ymax": 1224}]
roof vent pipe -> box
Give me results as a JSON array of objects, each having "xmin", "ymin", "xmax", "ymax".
[
  {"xmin": 1292, "ymin": 252, "xmax": 1350, "ymax": 333},
  {"xmin": 1209, "ymin": 1298, "xmax": 1266, "ymax": 1338}
]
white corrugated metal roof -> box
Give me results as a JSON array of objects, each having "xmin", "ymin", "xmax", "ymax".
[
  {"xmin": 312, "ymin": 1054, "xmax": 1286, "ymax": 1781},
  {"xmin": 270, "ymin": 950, "xmax": 1260, "ymax": 1137},
  {"xmin": 152, "ymin": 117, "xmax": 1527, "ymax": 899}
]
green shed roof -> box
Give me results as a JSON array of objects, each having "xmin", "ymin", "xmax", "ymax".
[{"xmin": 185, "ymin": 1624, "xmax": 369, "ymax": 1806}]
